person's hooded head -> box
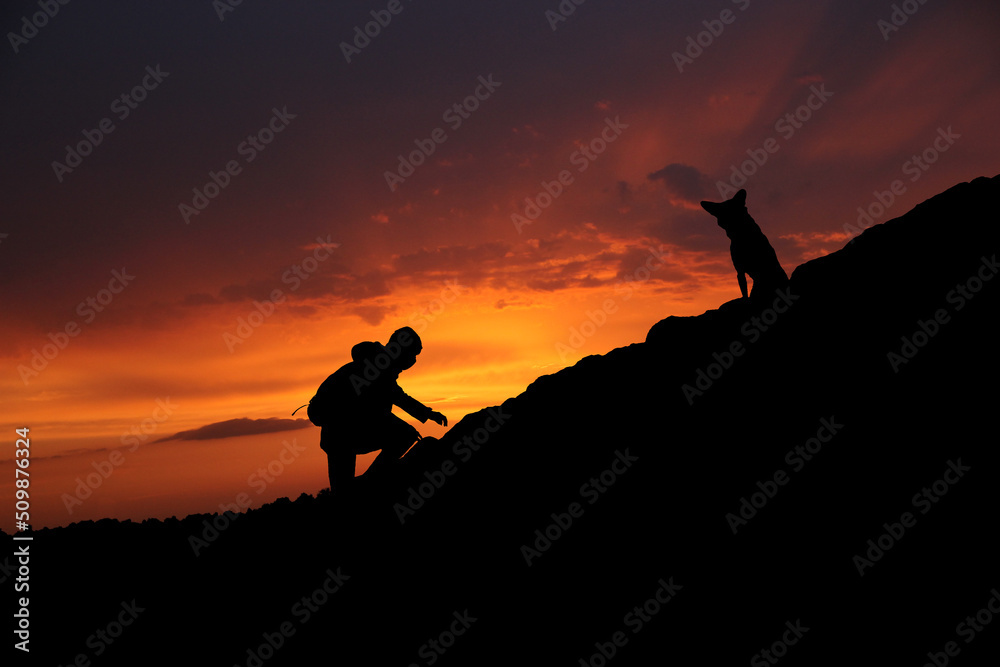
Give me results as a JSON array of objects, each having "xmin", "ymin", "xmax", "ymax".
[{"xmin": 386, "ymin": 326, "xmax": 422, "ymax": 371}]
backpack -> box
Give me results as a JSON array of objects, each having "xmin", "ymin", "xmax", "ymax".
[
  {"xmin": 294, "ymin": 363, "xmax": 356, "ymax": 427},
  {"xmin": 291, "ymin": 397, "xmax": 327, "ymax": 427}
]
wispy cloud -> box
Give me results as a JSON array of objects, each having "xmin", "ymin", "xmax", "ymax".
[{"xmin": 153, "ymin": 417, "xmax": 312, "ymax": 444}]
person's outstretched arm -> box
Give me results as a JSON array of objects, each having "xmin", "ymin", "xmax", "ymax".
[{"xmin": 393, "ymin": 386, "xmax": 448, "ymax": 426}]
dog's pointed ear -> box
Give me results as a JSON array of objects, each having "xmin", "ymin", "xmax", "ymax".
[
  {"xmin": 734, "ymin": 189, "xmax": 747, "ymax": 205},
  {"xmin": 700, "ymin": 200, "xmax": 718, "ymax": 214}
]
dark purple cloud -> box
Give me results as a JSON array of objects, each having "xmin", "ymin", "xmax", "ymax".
[
  {"xmin": 153, "ymin": 417, "xmax": 311, "ymax": 443},
  {"xmin": 648, "ymin": 163, "xmax": 714, "ymax": 204}
]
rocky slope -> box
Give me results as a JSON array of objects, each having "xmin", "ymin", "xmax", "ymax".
[{"xmin": 9, "ymin": 175, "xmax": 999, "ymax": 666}]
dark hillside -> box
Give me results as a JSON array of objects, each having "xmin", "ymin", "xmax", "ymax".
[{"xmin": 9, "ymin": 175, "xmax": 999, "ymax": 666}]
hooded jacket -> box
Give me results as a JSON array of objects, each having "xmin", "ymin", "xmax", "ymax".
[{"xmin": 312, "ymin": 341, "xmax": 432, "ymax": 428}]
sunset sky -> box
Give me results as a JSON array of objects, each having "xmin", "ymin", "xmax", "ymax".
[{"xmin": 2, "ymin": 0, "xmax": 998, "ymax": 532}]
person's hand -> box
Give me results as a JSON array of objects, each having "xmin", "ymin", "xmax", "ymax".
[{"xmin": 428, "ymin": 411, "xmax": 448, "ymax": 427}]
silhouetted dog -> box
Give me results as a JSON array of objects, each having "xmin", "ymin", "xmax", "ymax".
[{"xmin": 701, "ymin": 189, "xmax": 788, "ymax": 300}]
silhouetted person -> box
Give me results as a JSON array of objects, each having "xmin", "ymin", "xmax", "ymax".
[
  {"xmin": 310, "ymin": 327, "xmax": 447, "ymax": 496},
  {"xmin": 701, "ymin": 189, "xmax": 789, "ymax": 300}
]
